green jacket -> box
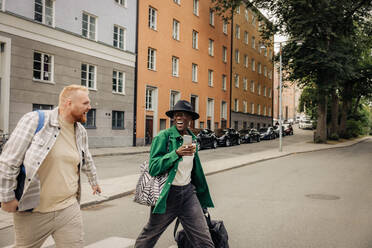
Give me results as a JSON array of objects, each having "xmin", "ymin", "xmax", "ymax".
[{"xmin": 148, "ymin": 125, "xmax": 214, "ymax": 214}]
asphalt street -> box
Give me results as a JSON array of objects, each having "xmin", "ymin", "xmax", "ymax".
[{"xmin": 2, "ymin": 135, "xmax": 370, "ymax": 247}]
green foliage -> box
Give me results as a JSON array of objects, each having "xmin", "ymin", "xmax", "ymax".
[
  {"xmin": 345, "ymin": 101, "xmax": 371, "ymax": 138},
  {"xmin": 328, "ymin": 133, "xmax": 339, "ymax": 141},
  {"xmin": 299, "ymin": 85, "xmax": 318, "ymax": 120}
]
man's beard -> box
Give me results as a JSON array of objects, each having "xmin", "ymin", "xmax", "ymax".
[{"xmin": 72, "ymin": 112, "xmax": 87, "ymax": 123}]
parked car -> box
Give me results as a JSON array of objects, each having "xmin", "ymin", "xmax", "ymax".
[
  {"xmin": 215, "ymin": 128, "xmax": 241, "ymax": 146},
  {"xmin": 273, "ymin": 125, "xmax": 286, "ymax": 138},
  {"xmin": 283, "ymin": 124, "xmax": 294, "ymax": 135},
  {"xmin": 239, "ymin": 129, "xmax": 261, "ymax": 143},
  {"xmin": 299, "ymin": 119, "xmax": 314, "ymax": 129},
  {"xmin": 190, "ymin": 128, "xmax": 218, "ymax": 150},
  {"xmin": 259, "ymin": 127, "xmax": 276, "ymax": 140}
]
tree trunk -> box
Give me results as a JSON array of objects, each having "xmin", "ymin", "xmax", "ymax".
[
  {"xmin": 314, "ymin": 94, "xmax": 328, "ymax": 143},
  {"xmin": 329, "ymin": 88, "xmax": 339, "ymax": 138},
  {"xmin": 339, "ymin": 100, "xmax": 351, "ymax": 138}
]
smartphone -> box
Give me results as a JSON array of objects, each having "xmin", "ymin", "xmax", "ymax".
[{"xmin": 183, "ymin": 135, "xmax": 192, "ymax": 145}]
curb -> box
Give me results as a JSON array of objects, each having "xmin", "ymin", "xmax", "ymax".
[
  {"xmin": 92, "ymin": 150, "xmax": 149, "ymax": 158},
  {"xmin": 82, "ymin": 136, "xmax": 370, "ymax": 208}
]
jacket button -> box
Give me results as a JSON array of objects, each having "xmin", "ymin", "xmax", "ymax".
[
  {"xmin": 54, "ymin": 135, "xmax": 57, "ymax": 138},
  {"xmin": 47, "ymin": 147, "xmax": 50, "ymax": 150},
  {"xmin": 28, "ymin": 178, "xmax": 31, "ymax": 181}
]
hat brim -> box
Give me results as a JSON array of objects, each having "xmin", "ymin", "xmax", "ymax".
[{"xmin": 166, "ymin": 110, "xmax": 199, "ymax": 120}]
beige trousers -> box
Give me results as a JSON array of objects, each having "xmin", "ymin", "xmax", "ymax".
[{"xmin": 13, "ymin": 202, "xmax": 83, "ymax": 248}]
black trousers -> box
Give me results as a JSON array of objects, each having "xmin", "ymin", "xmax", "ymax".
[{"xmin": 135, "ymin": 183, "xmax": 214, "ymax": 248}]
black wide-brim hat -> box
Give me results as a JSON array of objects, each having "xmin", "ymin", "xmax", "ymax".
[{"xmin": 166, "ymin": 100, "xmax": 200, "ymax": 120}]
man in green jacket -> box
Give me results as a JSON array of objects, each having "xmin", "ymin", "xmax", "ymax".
[{"xmin": 135, "ymin": 100, "xmax": 214, "ymax": 248}]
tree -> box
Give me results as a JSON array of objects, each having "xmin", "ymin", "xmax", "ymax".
[{"xmin": 212, "ymin": 0, "xmax": 372, "ymax": 143}]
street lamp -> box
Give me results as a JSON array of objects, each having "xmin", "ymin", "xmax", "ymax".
[{"xmin": 262, "ymin": 40, "xmax": 302, "ymax": 152}]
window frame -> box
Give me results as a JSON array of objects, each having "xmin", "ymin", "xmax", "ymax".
[
  {"xmin": 112, "ymin": 110, "xmax": 125, "ymax": 130},
  {"xmin": 148, "ymin": 6, "xmax": 157, "ymax": 30},
  {"xmin": 235, "ymin": 49, "xmax": 240, "ymax": 63},
  {"xmin": 223, "ymin": 21, "xmax": 228, "ymax": 34},
  {"xmin": 192, "ymin": 63, "xmax": 198, "ymax": 82},
  {"xmin": 222, "ymin": 74, "xmax": 227, "ymax": 91},
  {"xmin": 33, "ymin": 51, "xmax": 54, "ymax": 83},
  {"xmin": 81, "ymin": 63, "xmax": 97, "ymax": 90},
  {"xmin": 145, "ymin": 87, "xmax": 155, "ymax": 110},
  {"xmin": 208, "ymin": 39, "xmax": 214, "ymax": 56},
  {"xmin": 192, "ymin": 30, "xmax": 198, "ymax": 49},
  {"xmin": 172, "ymin": 19, "xmax": 180, "ymax": 40},
  {"xmin": 172, "ymin": 56, "xmax": 179, "ymax": 77},
  {"xmin": 82, "ymin": 12, "xmax": 97, "ymax": 41},
  {"xmin": 193, "ymin": 0, "xmax": 199, "ymax": 16},
  {"xmin": 147, "ymin": 47, "xmax": 156, "ymax": 71},
  {"xmin": 34, "ymin": 0, "xmax": 54, "ymax": 27},
  {"xmin": 244, "ymin": 55, "xmax": 248, "ymax": 68},
  {"xmin": 209, "ymin": 9, "xmax": 214, "ymax": 26},
  {"xmin": 112, "ymin": 70, "xmax": 125, "ymax": 94},
  {"xmin": 208, "ymin": 69, "xmax": 214, "ymax": 87},
  {"xmin": 114, "ymin": 0, "xmax": 126, "ymax": 7},
  {"xmin": 234, "ymin": 74, "xmax": 239, "ymax": 88},
  {"xmin": 235, "ymin": 24, "xmax": 240, "ymax": 39},
  {"xmin": 113, "ymin": 25, "xmax": 126, "ymax": 50},
  {"xmin": 84, "ymin": 109, "xmax": 97, "ymax": 129}
]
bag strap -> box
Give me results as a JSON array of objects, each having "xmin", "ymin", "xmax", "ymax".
[
  {"xmin": 35, "ymin": 110, "xmax": 45, "ymax": 134},
  {"xmin": 173, "ymin": 218, "xmax": 181, "ymax": 239},
  {"xmin": 20, "ymin": 110, "xmax": 44, "ymax": 174}
]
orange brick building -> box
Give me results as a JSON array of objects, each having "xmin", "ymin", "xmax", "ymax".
[
  {"xmin": 136, "ymin": 0, "xmax": 231, "ymax": 145},
  {"xmin": 230, "ymin": 5, "xmax": 274, "ymax": 130}
]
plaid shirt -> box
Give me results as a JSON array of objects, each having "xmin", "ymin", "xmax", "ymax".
[{"xmin": 0, "ymin": 108, "xmax": 98, "ymax": 211}]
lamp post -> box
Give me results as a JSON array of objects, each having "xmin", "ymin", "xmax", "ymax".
[{"xmin": 278, "ymin": 42, "xmax": 283, "ymax": 152}]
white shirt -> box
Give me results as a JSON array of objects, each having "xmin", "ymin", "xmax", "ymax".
[{"xmin": 172, "ymin": 154, "xmax": 194, "ymax": 186}]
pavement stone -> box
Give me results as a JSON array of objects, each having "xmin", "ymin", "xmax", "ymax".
[{"xmin": 0, "ymin": 136, "xmax": 370, "ymax": 232}]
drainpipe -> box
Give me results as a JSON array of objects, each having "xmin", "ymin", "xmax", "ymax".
[
  {"xmin": 132, "ymin": 0, "xmax": 139, "ymax": 147},
  {"xmin": 229, "ymin": 11, "xmax": 234, "ymax": 129}
]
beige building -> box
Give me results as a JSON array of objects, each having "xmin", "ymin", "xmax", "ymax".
[{"xmin": 273, "ymin": 67, "xmax": 302, "ymax": 123}]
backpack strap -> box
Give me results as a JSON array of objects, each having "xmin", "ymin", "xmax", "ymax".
[{"xmin": 35, "ymin": 110, "xmax": 45, "ymax": 134}]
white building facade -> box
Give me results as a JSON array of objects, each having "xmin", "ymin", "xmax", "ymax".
[{"xmin": 0, "ymin": 0, "xmax": 136, "ymax": 147}]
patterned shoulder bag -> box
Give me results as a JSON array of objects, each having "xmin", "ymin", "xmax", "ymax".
[{"xmin": 133, "ymin": 135, "xmax": 171, "ymax": 206}]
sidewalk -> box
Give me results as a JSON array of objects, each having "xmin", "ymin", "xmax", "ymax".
[{"xmin": 0, "ymin": 136, "xmax": 370, "ymax": 231}]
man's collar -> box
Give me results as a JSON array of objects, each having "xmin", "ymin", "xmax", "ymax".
[
  {"xmin": 50, "ymin": 107, "xmax": 60, "ymax": 127},
  {"xmin": 169, "ymin": 125, "xmax": 196, "ymax": 139}
]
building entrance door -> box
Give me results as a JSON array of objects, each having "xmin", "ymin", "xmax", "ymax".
[{"xmin": 145, "ymin": 116, "xmax": 153, "ymax": 145}]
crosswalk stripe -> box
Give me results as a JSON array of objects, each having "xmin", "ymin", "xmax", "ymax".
[{"xmin": 2, "ymin": 236, "xmax": 136, "ymax": 248}]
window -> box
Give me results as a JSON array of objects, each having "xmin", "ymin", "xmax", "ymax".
[
  {"xmin": 236, "ymin": 6, "xmax": 240, "ymax": 14},
  {"xmin": 264, "ymin": 106, "xmax": 267, "ymax": 116},
  {"xmin": 33, "ymin": 51, "xmax": 53, "ymax": 82},
  {"xmin": 235, "ymin": 25, "xmax": 240, "ymax": 39},
  {"xmin": 172, "ymin": 56, "xmax": 179, "ymax": 77},
  {"xmin": 193, "ymin": 0, "xmax": 199, "ymax": 16},
  {"xmin": 0, "ymin": 0, "xmax": 3, "ymax": 11},
  {"xmin": 269, "ymin": 88, "xmax": 272, "ymax": 98},
  {"xmin": 251, "ymin": 103, "xmax": 254, "ymax": 114},
  {"xmin": 234, "ymin": 99, "xmax": 238, "ymax": 112},
  {"xmin": 251, "ymin": 58, "xmax": 255, "ymax": 71},
  {"xmin": 32, "ymin": 104, "xmax": 53, "ymax": 111},
  {"xmin": 265, "ymin": 47, "xmax": 268, "ymax": 56},
  {"xmin": 172, "ymin": 19, "xmax": 180, "ymax": 40},
  {"xmin": 173, "ymin": 0, "xmax": 180, "ymax": 4},
  {"xmin": 200, "ymin": 122, "xmax": 204, "ymax": 129},
  {"xmin": 222, "ymin": 46, "xmax": 227, "ymax": 63},
  {"xmin": 235, "ymin": 49, "xmax": 240, "ymax": 63},
  {"xmin": 223, "ymin": 21, "xmax": 228, "ymax": 34},
  {"xmin": 34, "ymin": 0, "xmax": 54, "ymax": 26},
  {"xmin": 160, "ymin": 119, "xmax": 167, "ymax": 130},
  {"xmin": 145, "ymin": 87, "xmax": 155, "ymax": 110},
  {"xmin": 243, "ymin": 121, "xmax": 247, "ymax": 130},
  {"xmin": 170, "ymin": 91, "xmax": 180, "ymax": 108},
  {"xmin": 115, "ymin": 0, "xmax": 126, "ymax": 6},
  {"xmin": 244, "ymin": 31, "xmax": 248, "ymax": 44},
  {"xmin": 147, "ymin": 47, "xmax": 156, "ymax": 70},
  {"xmin": 243, "ymin": 101, "xmax": 247, "ymax": 113},
  {"xmin": 252, "ymin": 14, "xmax": 256, "ymax": 26},
  {"xmin": 234, "ymin": 121, "xmax": 238, "ymax": 130},
  {"xmin": 208, "ymin": 39, "xmax": 214, "ymax": 56},
  {"xmin": 148, "ymin": 7, "xmax": 157, "ymax": 30},
  {"xmin": 207, "ymin": 99, "xmax": 214, "ymax": 117},
  {"xmin": 81, "ymin": 63, "xmax": 96, "ymax": 89},
  {"xmin": 112, "ymin": 70, "xmax": 125, "ymax": 94},
  {"xmin": 264, "ymin": 66, "xmax": 267, "ymax": 77},
  {"xmin": 243, "ymin": 77, "xmax": 248, "ymax": 91},
  {"xmin": 257, "ymin": 104, "xmax": 261, "ymax": 115},
  {"xmin": 263, "ymin": 86, "xmax": 266, "ymax": 96},
  {"xmin": 269, "ymin": 70, "xmax": 272, "ymax": 79},
  {"xmin": 192, "ymin": 30, "xmax": 198, "ymax": 49},
  {"xmin": 208, "ymin": 70, "xmax": 213, "ymax": 86},
  {"xmin": 221, "ymin": 101, "xmax": 227, "ymax": 119},
  {"xmin": 258, "ymin": 62, "xmax": 262, "ymax": 74},
  {"xmin": 222, "ymin": 74, "xmax": 227, "ymax": 91},
  {"xmin": 209, "ymin": 9, "xmax": 214, "ymax": 26},
  {"xmin": 113, "ymin": 25, "xmax": 125, "ymax": 50},
  {"xmin": 251, "ymin": 36, "xmax": 255, "ymax": 49},
  {"xmin": 245, "ymin": 9, "xmax": 249, "ymax": 21},
  {"xmin": 192, "ymin": 63, "xmax": 198, "ymax": 82},
  {"xmin": 84, "ymin": 109, "xmax": 96, "ymax": 128},
  {"xmin": 82, "ymin": 13, "xmax": 96, "ymax": 40},
  {"xmin": 258, "ymin": 83, "xmax": 261, "ymax": 95},
  {"xmin": 112, "ymin": 111, "xmax": 124, "ymax": 129},
  {"xmin": 234, "ymin": 74, "xmax": 239, "ymax": 88},
  {"xmin": 244, "ymin": 55, "xmax": 248, "ymax": 68},
  {"xmin": 269, "ymin": 107, "xmax": 272, "ymax": 116},
  {"xmin": 250, "ymin": 80, "xmax": 255, "ymax": 92}
]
